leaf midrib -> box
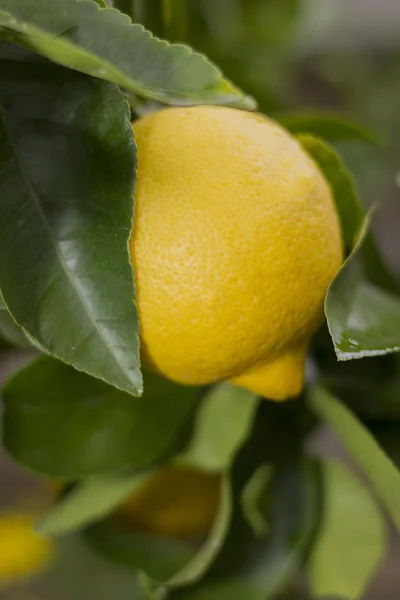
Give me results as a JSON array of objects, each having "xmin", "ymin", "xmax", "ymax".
[{"xmin": 0, "ymin": 101, "xmax": 137, "ymax": 391}]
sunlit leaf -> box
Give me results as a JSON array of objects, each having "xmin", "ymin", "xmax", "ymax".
[
  {"xmin": 0, "ymin": 43, "xmax": 141, "ymax": 395},
  {"xmin": 37, "ymin": 471, "xmax": 151, "ymax": 536},
  {"xmin": 308, "ymin": 459, "xmax": 386, "ymax": 600},
  {"xmin": 0, "ymin": 0, "xmax": 254, "ymax": 108},
  {"xmin": 177, "ymin": 384, "xmax": 259, "ymax": 472},
  {"xmin": 308, "ymin": 386, "xmax": 400, "ymax": 532}
]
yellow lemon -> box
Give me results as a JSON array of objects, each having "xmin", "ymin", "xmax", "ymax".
[
  {"xmin": 117, "ymin": 467, "xmax": 220, "ymax": 539},
  {"xmin": 130, "ymin": 106, "xmax": 343, "ymax": 400},
  {"xmin": 0, "ymin": 513, "xmax": 53, "ymax": 586}
]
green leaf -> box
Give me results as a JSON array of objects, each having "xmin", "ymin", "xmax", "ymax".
[
  {"xmin": 308, "ymin": 386, "xmax": 400, "ymax": 533},
  {"xmin": 326, "ymin": 212, "xmax": 400, "ymax": 360},
  {"xmin": 174, "ymin": 460, "xmax": 319, "ymax": 600},
  {"xmin": 0, "ymin": 293, "xmax": 30, "ymax": 347},
  {"xmin": 308, "ymin": 459, "xmax": 386, "ymax": 600},
  {"xmin": 0, "ymin": 0, "xmax": 254, "ymax": 108},
  {"xmin": 241, "ymin": 464, "xmax": 272, "ymax": 537},
  {"xmin": 279, "ymin": 112, "xmax": 380, "ymax": 144},
  {"xmin": 86, "ymin": 474, "xmax": 232, "ymax": 587},
  {"xmin": 298, "ymin": 134, "xmax": 363, "ymax": 251},
  {"xmin": 37, "ymin": 471, "xmax": 151, "ymax": 537},
  {"xmin": 177, "ymin": 384, "xmax": 259, "ymax": 472},
  {"xmin": 167, "ymin": 474, "xmax": 233, "ymax": 588},
  {"xmin": 2, "ymin": 356, "xmax": 199, "ymax": 477},
  {"xmin": 0, "ymin": 43, "xmax": 142, "ymax": 395}
]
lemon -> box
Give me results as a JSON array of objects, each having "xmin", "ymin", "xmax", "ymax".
[
  {"xmin": 0, "ymin": 513, "xmax": 53, "ymax": 586},
  {"xmin": 116, "ymin": 467, "xmax": 220, "ymax": 539},
  {"xmin": 130, "ymin": 106, "xmax": 343, "ymax": 400}
]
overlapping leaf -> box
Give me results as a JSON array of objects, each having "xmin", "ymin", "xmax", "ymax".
[
  {"xmin": 308, "ymin": 459, "xmax": 386, "ymax": 600},
  {"xmin": 2, "ymin": 356, "xmax": 199, "ymax": 477},
  {"xmin": 308, "ymin": 386, "xmax": 400, "ymax": 533},
  {"xmin": 0, "ymin": 0, "xmax": 254, "ymax": 108},
  {"xmin": 177, "ymin": 384, "xmax": 259, "ymax": 472},
  {"xmin": 0, "ymin": 43, "xmax": 141, "ymax": 395},
  {"xmin": 37, "ymin": 471, "xmax": 152, "ymax": 536},
  {"xmin": 279, "ymin": 112, "xmax": 379, "ymax": 144},
  {"xmin": 326, "ymin": 212, "xmax": 400, "ymax": 360},
  {"xmin": 300, "ymin": 135, "xmax": 400, "ymax": 360},
  {"xmin": 172, "ymin": 460, "xmax": 319, "ymax": 600},
  {"xmin": 299, "ymin": 134, "xmax": 363, "ymax": 250},
  {"xmin": 86, "ymin": 474, "xmax": 233, "ymax": 588}
]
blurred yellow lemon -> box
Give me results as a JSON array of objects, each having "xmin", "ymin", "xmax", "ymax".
[
  {"xmin": 0, "ymin": 513, "xmax": 53, "ymax": 586},
  {"xmin": 117, "ymin": 466, "xmax": 220, "ymax": 539},
  {"xmin": 130, "ymin": 106, "xmax": 343, "ymax": 400}
]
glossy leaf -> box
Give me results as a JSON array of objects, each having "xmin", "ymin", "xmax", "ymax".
[
  {"xmin": 308, "ymin": 459, "xmax": 386, "ymax": 600},
  {"xmin": 298, "ymin": 134, "xmax": 363, "ymax": 250},
  {"xmin": 37, "ymin": 471, "xmax": 151, "ymax": 536},
  {"xmin": 308, "ymin": 386, "xmax": 400, "ymax": 532},
  {"xmin": 0, "ymin": 0, "xmax": 254, "ymax": 108},
  {"xmin": 2, "ymin": 356, "xmax": 199, "ymax": 477},
  {"xmin": 279, "ymin": 112, "xmax": 379, "ymax": 144},
  {"xmin": 326, "ymin": 212, "xmax": 400, "ymax": 360},
  {"xmin": 0, "ymin": 43, "xmax": 142, "ymax": 395},
  {"xmin": 86, "ymin": 474, "xmax": 232, "ymax": 587},
  {"xmin": 173, "ymin": 460, "xmax": 319, "ymax": 600},
  {"xmin": 177, "ymin": 384, "xmax": 259, "ymax": 472}
]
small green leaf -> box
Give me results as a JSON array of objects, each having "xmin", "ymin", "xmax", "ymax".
[
  {"xmin": 326, "ymin": 212, "xmax": 400, "ymax": 360},
  {"xmin": 298, "ymin": 134, "xmax": 363, "ymax": 250},
  {"xmin": 177, "ymin": 384, "xmax": 259, "ymax": 472},
  {"xmin": 0, "ymin": 0, "xmax": 254, "ymax": 108},
  {"xmin": 86, "ymin": 474, "xmax": 232, "ymax": 587},
  {"xmin": 37, "ymin": 471, "xmax": 151, "ymax": 537},
  {"xmin": 2, "ymin": 356, "xmax": 199, "ymax": 477},
  {"xmin": 308, "ymin": 459, "xmax": 386, "ymax": 600},
  {"xmin": 241, "ymin": 464, "xmax": 272, "ymax": 537},
  {"xmin": 308, "ymin": 386, "xmax": 400, "ymax": 533},
  {"xmin": 280, "ymin": 112, "xmax": 380, "ymax": 144},
  {"xmin": 0, "ymin": 43, "xmax": 141, "ymax": 395},
  {"xmin": 174, "ymin": 460, "xmax": 319, "ymax": 600},
  {"xmin": 167, "ymin": 475, "xmax": 232, "ymax": 588}
]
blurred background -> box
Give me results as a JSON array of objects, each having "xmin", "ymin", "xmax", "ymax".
[{"xmin": 1, "ymin": 0, "xmax": 400, "ymax": 598}]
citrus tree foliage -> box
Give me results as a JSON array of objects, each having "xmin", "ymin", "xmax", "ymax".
[{"xmin": 0, "ymin": 1, "xmax": 400, "ymax": 599}]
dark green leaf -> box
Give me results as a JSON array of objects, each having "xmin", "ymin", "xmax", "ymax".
[
  {"xmin": 0, "ymin": 293, "xmax": 30, "ymax": 347},
  {"xmin": 279, "ymin": 113, "xmax": 380, "ymax": 144},
  {"xmin": 2, "ymin": 356, "xmax": 199, "ymax": 477},
  {"xmin": 37, "ymin": 471, "xmax": 152, "ymax": 536},
  {"xmin": 177, "ymin": 384, "xmax": 259, "ymax": 472},
  {"xmin": 326, "ymin": 212, "xmax": 400, "ymax": 360},
  {"xmin": 308, "ymin": 386, "xmax": 400, "ymax": 533},
  {"xmin": 0, "ymin": 44, "xmax": 141, "ymax": 395},
  {"xmin": 0, "ymin": 0, "xmax": 254, "ymax": 108},
  {"xmin": 174, "ymin": 460, "xmax": 319, "ymax": 600},
  {"xmin": 298, "ymin": 134, "xmax": 363, "ymax": 251},
  {"xmin": 308, "ymin": 459, "xmax": 386, "ymax": 600},
  {"xmin": 86, "ymin": 474, "xmax": 232, "ymax": 587}
]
